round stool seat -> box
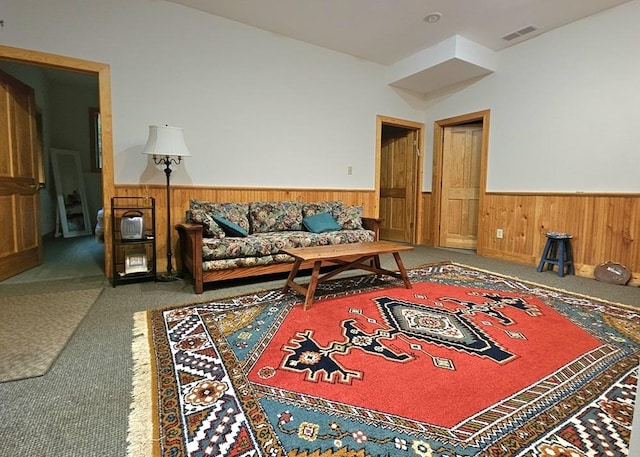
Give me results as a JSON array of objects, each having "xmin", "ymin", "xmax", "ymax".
[{"xmin": 545, "ymin": 231, "xmax": 572, "ymax": 240}]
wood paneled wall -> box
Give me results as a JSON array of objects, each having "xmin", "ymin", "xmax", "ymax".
[
  {"xmin": 107, "ymin": 185, "xmax": 377, "ymax": 277},
  {"xmin": 107, "ymin": 185, "xmax": 639, "ymax": 287},
  {"xmin": 478, "ymin": 193, "xmax": 639, "ymax": 283},
  {"xmin": 421, "ymin": 191, "xmax": 639, "ymax": 285}
]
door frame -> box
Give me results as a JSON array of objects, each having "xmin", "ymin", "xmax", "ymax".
[
  {"xmin": 375, "ymin": 115, "xmax": 425, "ymax": 244},
  {"xmin": 431, "ymin": 109, "xmax": 490, "ymax": 254},
  {"xmin": 0, "ymin": 44, "xmax": 114, "ymax": 277}
]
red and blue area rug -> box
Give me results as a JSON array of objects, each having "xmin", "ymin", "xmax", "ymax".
[{"xmin": 128, "ymin": 263, "xmax": 639, "ymax": 457}]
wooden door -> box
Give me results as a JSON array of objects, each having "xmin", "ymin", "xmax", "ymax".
[
  {"xmin": 379, "ymin": 126, "xmax": 418, "ymax": 243},
  {"xmin": 439, "ymin": 123, "xmax": 482, "ymax": 249},
  {"xmin": 0, "ymin": 68, "xmax": 42, "ymax": 280}
]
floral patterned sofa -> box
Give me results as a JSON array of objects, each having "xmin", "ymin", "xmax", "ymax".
[{"xmin": 176, "ymin": 199, "xmax": 380, "ymax": 293}]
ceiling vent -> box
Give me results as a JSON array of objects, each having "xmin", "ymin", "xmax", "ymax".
[{"xmin": 502, "ymin": 25, "xmax": 538, "ymax": 41}]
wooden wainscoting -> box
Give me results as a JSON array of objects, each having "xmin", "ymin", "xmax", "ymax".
[
  {"xmin": 478, "ymin": 193, "xmax": 639, "ymax": 284},
  {"xmin": 421, "ymin": 191, "xmax": 639, "ymax": 285},
  {"xmin": 107, "ymin": 185, "xmax": 377, "ymax": 278},
  {"xmin": 108, "ymin": 186, "xmax": 638, "ymax": 286}
]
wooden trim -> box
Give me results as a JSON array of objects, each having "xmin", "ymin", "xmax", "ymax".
[
  {"xmin": 431, "ymin": 109, "xmax": 490, "ymax": 253},
  {"xmin": 0, "ymin": 44, "xmax": 114, "ymax": 277},
  {"xmin": 374, "ymin": 118, "xmax": 382, "ymax": 218},
  {"xmin": 95, "ymin": 63, "xmax": 114, "ymax": 274},
  {"xmin": 377, "ymin": 115, "xmax": 424, "ymax": 130},
  {"xmin": 0, "ymin": 44, "xmax": 107, "ymax": 74},
  {"xmin": 169, "ymin": 184, "xmax": 375, "ymax": 192},
  {"xmin": 485, "ymin": 191, "xmax": 640, "ymax": 197}
]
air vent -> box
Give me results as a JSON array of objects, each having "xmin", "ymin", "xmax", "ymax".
[{"xmin": 502, "ymin": 25, "xmax": 538, "ymax": 41}]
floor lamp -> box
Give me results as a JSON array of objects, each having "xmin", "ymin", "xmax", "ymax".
[{"xmin": 142, "ymin": 125, "xmax": 191, "ymax": 281}]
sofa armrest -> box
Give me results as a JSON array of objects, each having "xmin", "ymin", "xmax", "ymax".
[
  {"xmin": 176, "ymin": 222, "xmax": 204, "ymax": 235},
  {"xmin": 175, "ymin": 223, "xmax": 204, "ymax": 293},
  {"xmin": 362, "ymin": 217, "xmax": 382, "ymax": 241}
]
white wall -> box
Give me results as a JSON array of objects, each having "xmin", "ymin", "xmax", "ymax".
[
  {"xmin": 4, "ymin": 0, "xmax": 638, "ymax": 194},
  {"xmin": 2, "ymin": 0, "xmax": 425, "ymax": 189},
  {"xmin": 422, "ymin": 0, "xmax": 640, "ymax": 192}
]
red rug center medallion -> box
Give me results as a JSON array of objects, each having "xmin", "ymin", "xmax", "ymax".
[{"xmin": 248, "ymin": 282, "xmax": 603, "ymax": 428}]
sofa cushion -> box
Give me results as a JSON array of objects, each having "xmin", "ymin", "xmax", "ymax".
[
  {"xmin": 201, "ymin": 229, "xmax": 375, "ymax": 261},
  {"xmin": 188, "ymin": 200, "xmax": 250, "ymax": 237},
  {"xmin": 202, "ymin": 253, "xmax": 295, "ymax": 272},
  {"xmin": 249, "ymin": 201, "xmax": 303, "ymax": 233},
  {"xmin": 187, "ymin": 201, "xmax": 225, "ymax": 238},
  {"xmin": 302, "ymin": 212, "xmax": 341, "ymax": 233},
  {"xmin": 213, "ymin": 215, "xmax": 248, "ymax": 237},
  {"xmin": 336, "ymin": 205, "xmax": 364, "ymax": 230},
  {"xmin": 302, "ymin": 201, "xmax": 343, "ymax": 218}
]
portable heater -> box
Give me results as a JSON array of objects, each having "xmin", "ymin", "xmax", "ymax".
[{"xmin": 120, "ymin": 210, "xmax": 144, "ymax": 240}]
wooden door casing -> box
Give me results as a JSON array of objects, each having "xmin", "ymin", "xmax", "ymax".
[
  {"xmin": 0, "ymin": 45, "xmax": 113, "ymax": 280},
  {"xmin": 0, "ymin": 68, "xmax": 42, "ymax": 280},
  {"xmin": 439, "ymin": 123, "xmax": 482, "ymax": 249}
]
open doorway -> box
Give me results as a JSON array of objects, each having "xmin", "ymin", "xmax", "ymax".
[
  {"xmin": 0, "ymin": 62, "xmax": 103, "ymax": 282},
  {"xmin": 0, "ymin": 45, "xmax": 114, "ymax": 282},
  {"xmin": 375, "ymin": 115, "xmax": 424, "ymax": 244},
  {"xmin": 431, "ymin": 110, "xmax": 490, "ymax": 254}
]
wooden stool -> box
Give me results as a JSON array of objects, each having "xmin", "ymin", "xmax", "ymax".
[{"xmin": 537, "ymin": 232, "xmax": 574, "ymax": 277}]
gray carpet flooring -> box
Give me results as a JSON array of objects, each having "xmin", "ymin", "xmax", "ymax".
[
  {"xmin": 1, "ymin": 234, "xmax": 105, "ymax": 284},
  {"xmin": 0, "ymin": 238, "xmax": 638, "ymax": 456}
]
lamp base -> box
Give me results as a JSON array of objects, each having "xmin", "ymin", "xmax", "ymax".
[{"xmin": 157, "ymin": 271, "xmax": 180, "ymax": 282}]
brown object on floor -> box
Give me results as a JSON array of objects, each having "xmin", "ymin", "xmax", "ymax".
[
  {"xmin": 594, "ymin": 261, "xmax": 631, "ymax": 285},
  {"xmin": 282, "ymin": 241, "xmax": 413, "ymax": 310}
]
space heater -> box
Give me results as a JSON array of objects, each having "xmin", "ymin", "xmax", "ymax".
[{"xmin": 120, "ymin": 210, "xmax": 144, "ymax": 240}]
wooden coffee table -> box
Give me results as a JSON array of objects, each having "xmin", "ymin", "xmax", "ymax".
[{"xmin": 281, "ymin": 241, "xmax": 413, "ymax": 310}]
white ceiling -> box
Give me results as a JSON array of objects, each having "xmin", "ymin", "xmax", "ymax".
[{"xmin": 166, "ymin": 0, "xmax": 632, "ymax": 65}]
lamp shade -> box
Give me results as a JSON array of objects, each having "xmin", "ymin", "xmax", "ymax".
[{"xmin": 142, "ymin": 125, "xmax": 191, "ymax": 157}]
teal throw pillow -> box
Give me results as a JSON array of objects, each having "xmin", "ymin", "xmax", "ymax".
[
  {"xmin": 303, "ymin": 212, "xmax": 341, "ymax": 233},
  {"xmin": 212, "ymin": 215, "xmax": 248, "ymax": 237}
]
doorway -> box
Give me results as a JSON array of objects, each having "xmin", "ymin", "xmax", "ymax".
[
  {"xmin": 0, "ymin": 45, "xmax": 114, "ymax": 281},
  {"xmin": 432, "ymin": 110, "xmax": 490, "ymax": 254},
  {"xmin": 375, "ymin": 115, "xmax": 424, "ymax": 244}
]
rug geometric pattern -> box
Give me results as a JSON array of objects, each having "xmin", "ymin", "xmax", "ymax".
[{"xmin": 141, "ymin": 263, "xmax": 639, "ymax": 456}]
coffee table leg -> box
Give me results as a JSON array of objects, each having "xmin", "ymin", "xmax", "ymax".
[
  {"xmin": 373, "ymin": 254, "xmax": 381, "ymax": 271},
  {"xmin": 393, "ymin": 252, "xmax": 412, "ymax": 289},
  {"xmin": 283, "ymin": 258, "xmax": 302, "ymax": 293},
  {"xmin": 304, "ymin": 260, "xmax": 323, "ymax": 310}
]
